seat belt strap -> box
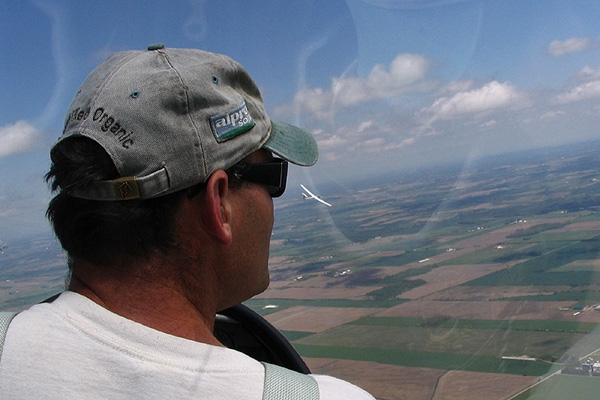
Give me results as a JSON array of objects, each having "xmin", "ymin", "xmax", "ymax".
[
  {"xmin": 0, "ymin": 312, "xmax": 17, "ymax": 362},
  {"xmin": 262, "ymin": 362, "xmax": 319, "ymax": 400}
]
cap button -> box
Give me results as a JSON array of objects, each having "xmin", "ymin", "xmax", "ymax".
[{"xmin": 147, "ymin": 43, "xmax": 165, "ymax": 51}]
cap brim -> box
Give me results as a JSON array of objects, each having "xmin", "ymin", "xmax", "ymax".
[{"xmin": 263, "ymin": 120, "xmax": 318, "ymax": 166}]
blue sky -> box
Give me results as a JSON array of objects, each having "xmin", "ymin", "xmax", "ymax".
[{"xmin": 2, "ymin": 0, "xmax": 600, "ymax": 241}]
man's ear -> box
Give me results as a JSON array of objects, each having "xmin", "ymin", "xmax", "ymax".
[{"xmin": 201, "ymin": 170, "xmax": 233, "ymax": 245}]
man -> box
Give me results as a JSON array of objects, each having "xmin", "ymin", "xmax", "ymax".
[{"xmin": 0, "ymin": 45, "xmax": 374, "ymax": 399}]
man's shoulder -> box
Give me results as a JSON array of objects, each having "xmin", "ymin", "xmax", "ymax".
[{"xmin": 311, "ymin": 374, "xmax": 375, "ymax": 400}]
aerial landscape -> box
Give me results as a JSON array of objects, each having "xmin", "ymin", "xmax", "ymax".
[
  {"xmin": 2, "ymin": 1, "xmax": 600, "ymax": 399},
  {"xmin": 3, "ymin": 140, "xmax": 600, "ymax": 399}
]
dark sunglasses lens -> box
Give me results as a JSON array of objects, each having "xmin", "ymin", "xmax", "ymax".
[
  {"xmin": 269, "ymin": 185, "xmax": 284, "ymax": 197},
  {"xmin": 268, "ymin": 160, "xmax": 287, "ymax": 197},
  {"xmin": 237, "ymin": 159, "xmax": 288, "ymax": 198}
]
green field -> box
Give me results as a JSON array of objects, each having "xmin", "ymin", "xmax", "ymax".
[
  {"xmin": 294, "ymin": 343, "xmax": 551, "ymax": 376},
  {"xmin": 285, "ymin": 319, "xmax": 591, "ymax": 366},
  {"xmin": 513, "ymin": 375, "xmax": 600, "ymax": 399}
]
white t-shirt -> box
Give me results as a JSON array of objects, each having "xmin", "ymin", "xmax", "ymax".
[{"xmin": 0, "ymin": 292, "xmax": 374, "ymax": 399}]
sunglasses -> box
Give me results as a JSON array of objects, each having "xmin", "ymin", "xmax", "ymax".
[{"xmin": 228, "ymin": 158, "xmax": 289, "ymax": 197}]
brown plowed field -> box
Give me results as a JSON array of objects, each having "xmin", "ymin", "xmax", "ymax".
[
  {"xmin": 431, "ymin": 370, "xmax": 539, "ymax": 400},
  {"xmin": 306, "ymin": 358, "xmax": 444, "ymax": 400},
  {"xmin": 305, "ymin": 358, "xmax": 539, "ymax": 400},
  {"xmin": 400, "ymin": 263, "xmax": 518, "ymax": 300}
]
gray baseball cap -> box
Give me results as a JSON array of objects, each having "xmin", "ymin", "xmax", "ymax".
[{"xmin": 54, "ymin": 44, "xmax": 318, "ymax": 200}]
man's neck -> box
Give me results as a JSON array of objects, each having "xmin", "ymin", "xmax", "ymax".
[{"xmin": 68, "ymin": 260, "xmax": 224, "ymax": 346}]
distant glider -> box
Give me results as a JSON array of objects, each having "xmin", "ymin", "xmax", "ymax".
[{"xmin": 300, "ymin": 184, "xmax": 332, "ymax": 207}]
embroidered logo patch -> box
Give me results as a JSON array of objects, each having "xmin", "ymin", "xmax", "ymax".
[{"xmin": 210, "ymin": 102, "xmax": 255, "ymax": 142}]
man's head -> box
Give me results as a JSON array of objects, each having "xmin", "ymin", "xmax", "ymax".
[{"xmin": 46, "ymin": 45, "xmax": 318, "ymax": 270}]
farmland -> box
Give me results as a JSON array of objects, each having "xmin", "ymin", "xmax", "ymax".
[
  {"xmin": 3, "ymin": 140, "xmax": 600, "ymax": 399},
  {"xmin": 251, "ymin": 140, "xmax": 600, "ymax": 399}
]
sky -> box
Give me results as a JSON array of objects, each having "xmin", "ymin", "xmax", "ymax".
[{"xmin": 1, "ymin": 0, "xmax": 600, "ymax": 241}]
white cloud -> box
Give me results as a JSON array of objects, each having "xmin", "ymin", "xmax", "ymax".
[
  {"xmin": 439, "ymin": 79, "xmax": 476, "ymax": 95},
  {"xmin": 331, "ymin": 76, "xmax": 371, "ymax": 107},
  {"xmin": 359, "ymin": 0, "xmax": 470, "ymax": 9},
  {"xmin": 554, "ymin": 80, "xmax": 600, "ymax": 104},
  {"xmin": 480, "ymin": 119, "xmax": 497, "ymax": 128},
  {"xmin": 0, "ymin": 208, "xmax": 20, "ymax": 218},
  {"xmin": 540, "ymin": 111, "xmax": 565, "ymax": 120},
  {"xmin": 357, "ymin": 120, "xmax": 374, "ymax": 132},
  {"xmin": 317, "ymin": 133, "xmax": 347, "ymax": 161},
  {"xmin": 416, "ymin": 81, "xmax": 526, "ymax": 125},
  {"xmin": 575, "ymin": 66, "xmax": 600, "ymax": 81},
  {"xmin": 383, "ymin": 137, "xmax": 415, "ymax": 151},
  {"xmin": 284, "ymin": 53, "xmax": 430, "ymax": 120},
  {"xmin": 0, "ymin": 121, "xmax": 42, "ymax": 158},
  {"xmin": 548, "ymin": 37, "xmax": 595, "ymax": 57},
  {"xmin": 290, "ymin": 87, "xmax": 335, "ymax": 120},
  {"xmin": 365, "ymin": 54, "xmax": 429, "ymax": 96},
  {"xmin": 316, "ymin": 134, "xmax": 348, "ymax": 153},
  {"xmin": 362, "ymin": 137, "xmax": 386, "ymax": 152}
]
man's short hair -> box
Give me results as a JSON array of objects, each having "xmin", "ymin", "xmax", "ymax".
[{"xmin": 46, "ymin": 137, "xmax": 186, "ymax": 267}]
